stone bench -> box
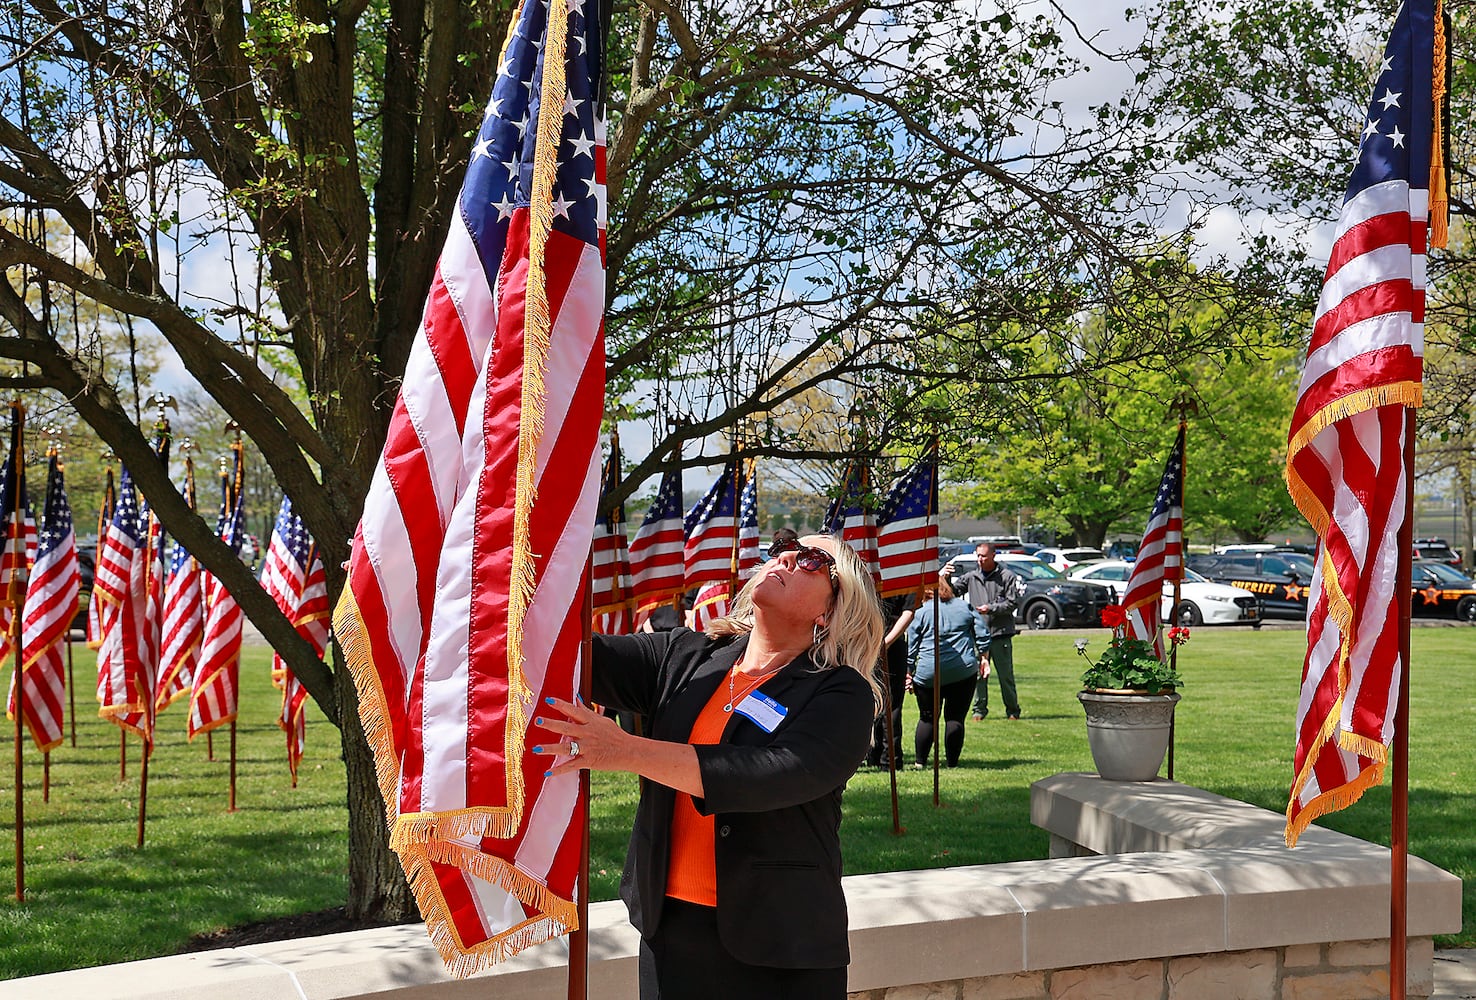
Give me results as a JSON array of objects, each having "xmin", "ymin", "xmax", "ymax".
[{"xmin": 4, "ymin": 774, "xmax": 1461, "ymax": 999}]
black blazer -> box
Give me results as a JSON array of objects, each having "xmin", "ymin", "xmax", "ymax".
[{"xmin": 592, "ymin": 627, "xmax": 874, "ymax": 969}]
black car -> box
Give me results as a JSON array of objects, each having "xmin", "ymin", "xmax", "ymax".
[
  {"xmin": 1186, "ymin": 550, "xmax": 1316, "ymax": 620},
  {"xmin": 1412, "ymin": 559, "xmax": 1476, "ymax": 622},
  {"xmin": 943, "ymin": 554, "xmax": 1113, "ymax": 630}
]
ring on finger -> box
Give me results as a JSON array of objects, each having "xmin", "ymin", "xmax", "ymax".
[{"xmin": 568, "ymin": 739, "xmax": 581, "ymax": 757}]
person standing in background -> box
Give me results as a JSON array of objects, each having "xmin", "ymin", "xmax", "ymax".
[
  {"xmin": 905, "ymin": 573, "xmax": 985, "ymax": 767},
  {"xmin": 957, "ymin": 542, "xmax": 1025, "ymax": 720}
]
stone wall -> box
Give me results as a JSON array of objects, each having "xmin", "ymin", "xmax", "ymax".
[
  {"xmin": 7, "ymin": 775, "xmax": 1461, "ymax": 1000},
  {"xmin": 849, "ymin": 937, "xmax": 1436, "ymax": 1000}
]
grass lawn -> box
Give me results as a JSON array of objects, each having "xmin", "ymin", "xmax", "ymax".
[{"xmin": 2, "ymin": 626, "xmax": 1472, "ymax": 979}]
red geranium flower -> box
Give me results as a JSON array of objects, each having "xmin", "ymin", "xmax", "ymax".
[{"xmin": 1100, "ymin": 604, "xmax": 1127, "ymax": 628}]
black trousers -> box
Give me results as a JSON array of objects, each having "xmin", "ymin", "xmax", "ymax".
[
  {"xmin": 912, "ymin": 674, "xmax": 975, "ymax": 767},
  {"xmin": 638, "ymin": 898, "xmax": 848, "ymax": 1000}
]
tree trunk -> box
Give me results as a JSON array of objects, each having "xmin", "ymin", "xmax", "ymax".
[{"xmin": 335, "ymin": 646, "xmax": 416, "ymax": 922}]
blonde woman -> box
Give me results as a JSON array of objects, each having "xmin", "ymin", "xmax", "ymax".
[{"xmin": 537, "ymin": 534, "xmax": 883, "ymax": 999}]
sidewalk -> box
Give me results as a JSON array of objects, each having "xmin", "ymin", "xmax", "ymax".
[{"xmin": 1436, "ymin": 948, "xmax": 1476, "ymax": 999}]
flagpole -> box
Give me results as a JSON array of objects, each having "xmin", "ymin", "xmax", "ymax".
[
  {"xmin": 1167, "ymin": 407, "xmax": 1191, "ymax": 780},
  {"xmin": 568, "ymin": 552, "xmax": 593, "ymax": 1000},
  {"xmin": 9, "ymin": 401, "xmax": 28, "ymax": 901},
  {"xmin": 931, "ymin": 580, "xmax": 941, "ymax": 807},
  {"xmin": 66, "ymin": 632, "xmax": 75, "ymax": 747},
  {"xmin": 1391, "ymin": 408, "xmax": 1415, "ymax": 1000}
]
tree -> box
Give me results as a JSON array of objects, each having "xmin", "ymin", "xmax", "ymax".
[
  {"xmin": 948, "ymin": 300, "xmax": 1304, "ymax": 547},
  {"xmin": 0, "ymin": 0, "xmax": 1304, "ymax": 921}
]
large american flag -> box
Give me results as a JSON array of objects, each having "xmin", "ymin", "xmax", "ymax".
[
  {"xmin": 331, "ymin": 0, "xmax": 606, "ymax": 972},
  {"xmin": 86, "ymin": 468, "xmax": 115, "ymax": 650},
  {"xmin": 157, "ymin": 460, "xmax": 202, "ymax": 713},
  {"xmin": 628, "ymin": 466, "xmax": 685, "ymax": 623},
  {"xmin": 683, "ymin": 460, "xmax": 742, "ymax": 588},
  {"xmin": 823, "ymin": 458, "xmax": 880, "ymax": 583},
  {"xmin": 95, "ymin": 468, "xmax": 153, "ymax": 744},
  {"xmin": 9, "ymin": 452, "xmax": 77, "ymax": 752},
  {"xmin": 876, "ymin": 446, "xmax": 939, "ymax": 597},
  {"xmin": 188, "ymin": 474, "xmax": 244, "ymax": 740},
  {"xmin": 263, "ymin": 495, "xmax": 330, "ymax": 784},
  {"xmin": 1120, "ymin": 427, "xmax": 1185, "ymax": 650},
  {"xmin": 591, "ymin": 436, "xmax": 633, "ymax": 635},
  {"xmin": 1284, "ymin": 0, "xmax": 1438, "ymax": 847}
]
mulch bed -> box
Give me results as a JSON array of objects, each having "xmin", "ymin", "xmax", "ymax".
[{"xmin": 182, "ymin": 908, "xmax": 413, "ymax": 952}]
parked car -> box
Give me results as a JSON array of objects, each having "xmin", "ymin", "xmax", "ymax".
[
  {"xmin": 942, "ymin": 553, "xmax": 1113, "ymax": 630},
  {"xmin": 965, "ymin": 534, "xmax": 1035, "ymax": 554},
  {"xmin": 1067, "ymin": 560, "xmax": 1260, "ymax": 627},
  {"xmin": 1186, "ymin": 550, "xmax": 1316, "ymax": 620},
  {"xmin": 1412, "ymin": 540, "xmax": 1462, "ymax": 567},
  {"xmin": 1412, "ymin": 559, "xmax": 1476, "ymax": 622},
  {"xmin": 1033, "ymin": 546, "xmax": 1106, "ymax": 575}
]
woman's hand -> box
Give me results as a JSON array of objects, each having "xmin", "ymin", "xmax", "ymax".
[
  {"xmin": 533, "ymin": 697, "xmax": 629, "ymax": 777},
  {"xmin": 534, "ymin": 696, "xmax": 706, "ymax": 796}
]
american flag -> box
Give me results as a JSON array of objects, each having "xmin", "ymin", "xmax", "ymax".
[
  {"xmin": 1284, "ymin": 0, "xmax": 1438, "ymax": 847},
  {"xmin": 86, "ymin": 468, "xmax": 115, "ymax": 650},
  {"xmin": 876, "ymin": 446, "xmax": 939, "ymax": 597},
  {"xmin": 158, "ymin": 459, "xmax": 202, "ymax": 712},
  {"xmin": 628, "ymin": 466, "xmax": 685, "ymax": 624},
  {"xmin": 1120, "ymin": 427, "xmax": 1185, "ymax": 651},
  {"xmin": 9, "ymin": 452, "xmax": 78, "ymax": 752},
  {"xmin": 263, "ymin": 496, "xmax": 329, "ymax": 785},
  {"xmin": 95, "ymin": 468, "xmax": 153, "ymax": 744},
  {"xmin": 694, "ymin": 464, "xmax": 761, "ymax": 631},
  {"xmin": 157, "ymin": 538, "xmax": 202, "ymax": 712},
  {"xmin": 189, "ymin": 474, "xmax": 244, "ymax": 740},
  {"xmin": 736, "ymin": 461, "xmax": 761, "ymax": 580},
  {"xmin": 141, "ymin": 429, "xmax": 173, "ymax": 710},
  {"xmin": 683, "ymin": 460, "xmax": 742, "ymax": 588},
  {"xmin": 823, "ymin": 458, "xmax": 880, "ymax": 584},
  {"xmin": 331, "ymin": 0, "xmax": 606, "ymax": 972},
  {"xmin": 0, "ymin": 407, "xmax": 30, "ymax": 667},
  {"xmin": 591, "ymin": 436, "xmax": 633, "ymax": 635}
]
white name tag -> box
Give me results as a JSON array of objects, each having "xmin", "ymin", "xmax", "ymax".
[{"xmin": 734, "ymin": 691, "xmax": 788, "ymax": 733}]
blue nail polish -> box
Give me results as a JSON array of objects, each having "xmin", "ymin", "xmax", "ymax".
[
  {"xmin": 545, "ymin": 696, "xmax": 556, "ymax": 705},
  {"xmin": 543, "ymin": 770, "xmax": 552, "ymax": 777},
  {"xmin": 532, "ymin": 745, "xmax": 544, "ymax": 754},
  {"xmin": 534, "ymin": 717, "xmax": 544, "ymax": 726}
]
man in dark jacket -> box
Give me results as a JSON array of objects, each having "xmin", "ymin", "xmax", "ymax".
[{"xmin": 957, "ymin": 542, "xmax": 1025, "ymax": 720}]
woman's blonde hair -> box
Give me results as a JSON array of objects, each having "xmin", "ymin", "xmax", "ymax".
[{"xmin": 707, "ymin": 535, "xmax": 886, "ymax": 712}]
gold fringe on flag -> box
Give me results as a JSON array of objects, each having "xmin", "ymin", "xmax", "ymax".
[{"xmin": 1429, "ymin": 0, "xmax": 1450, "ymax": 248}]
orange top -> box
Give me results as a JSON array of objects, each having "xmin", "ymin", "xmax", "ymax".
[{"xmin": 665, "ymin": 667, "xmax": 777, "ymax": 906}]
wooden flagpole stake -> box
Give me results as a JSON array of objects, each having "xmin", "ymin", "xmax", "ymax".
[
  {"xmin": 10, "ymin": 402, "xmax": 28, "ymax": 901},
  {"xmin": 567, "ymin": 552, "xmax": 594, "ymax": 1000},
  {"xmin": 227, "ymin": 719, "xmax": 238, "ymax": 813},
  {"xmin": 119, "ymin": 730, "xmax": 126, "ymax": 781},
  {"xmin": 1390, "ymin": 409, "xmax": 1416, "ymax": 1000},
  {"xmin": 207, "ymin": 730, "xmax": 214, "ymax": 761},
  {"xmin": 136, "ymin": 733, "xmax": 150, "ymax": 848},
  {"xmin": 12, "ymin": 638, "xmax": 22, "ymax": 902},
  {"xmin": 66, "ymin": 633, "xmax": 75, "ymax": 747},
  {"xmin": 42, "ymin": 751, "xmax": 49, "ymax": 804},
  {"xmin": 931, "ymin": 583, "xmax": 941, "ymax": 807}
]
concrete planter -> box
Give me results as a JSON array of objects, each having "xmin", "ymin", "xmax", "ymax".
[{"xmin": 1077, "ymin": 689, "xmax": 1181, "ymax": 781}]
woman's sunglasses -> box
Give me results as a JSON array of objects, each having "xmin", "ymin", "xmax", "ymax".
[{"xmin": 769, "ymin": 536, "xmax": 839, "ymax": 589}]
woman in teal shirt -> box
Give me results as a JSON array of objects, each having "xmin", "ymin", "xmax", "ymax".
[{"xmin": 906, "ymin": 574, "xmax": 988, "ymax": 767}]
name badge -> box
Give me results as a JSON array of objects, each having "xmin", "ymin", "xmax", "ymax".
[{"xmin": 734, "ymin": 691, "xmax": 788, "ymax": 733}]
